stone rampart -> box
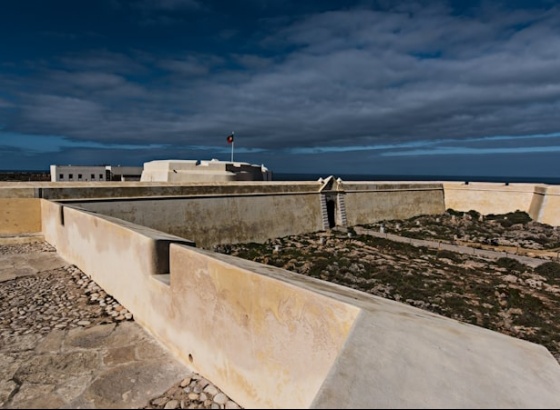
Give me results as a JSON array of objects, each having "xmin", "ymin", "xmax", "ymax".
[
  {"xmin": 0, "ymin": 198, "xmax": 42, "ymax": 235},
  {"xmin": 64, "ymin": 192, "xmax": 325, "ymax": 248},
  {"xmin": 340, "ymin": 182, "xmax": 445, "ymax": 225},
  {"xmin": 443, "ymin": 182, "xmax": 538, "ymax": 216},
  {"xmin": 37, "ymin": 200, "xmax": 560, "ymax": 408}
]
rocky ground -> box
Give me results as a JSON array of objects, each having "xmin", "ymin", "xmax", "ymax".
[
  {"xmin": 0, "ymin": 262, "xmax": 133, "ymax": 337},
  {"xmin": 0, "ymin": 241, "xmax": 242, "ymax": 409},
  {"xmin": 367, "ymin": 209, "xmax": 560, "ymax": 253},
  {"xmin": 215, "ymin": 210, "xmax": 560, "ymax": 364},
  {"xmin": 3, "ymin": 209, "xmax": 559, "ymax": 407}
]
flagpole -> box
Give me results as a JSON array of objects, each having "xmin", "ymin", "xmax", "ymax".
[{"xmin": 231, "ymin": 131, "xmax": 234, "ymax": 162}]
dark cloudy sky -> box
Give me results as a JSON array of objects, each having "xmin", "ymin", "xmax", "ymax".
[{"xmin": 1, "ymin": 0, "xmax": 560, "ymax": 178}]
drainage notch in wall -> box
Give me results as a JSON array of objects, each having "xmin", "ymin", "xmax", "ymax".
[{"xmin": 59, "ymin": 206, "xmax": 65, "ymax": 226}]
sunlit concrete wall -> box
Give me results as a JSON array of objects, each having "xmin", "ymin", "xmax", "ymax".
[
  {"xmin": 41, "ymin": 200, "xmax": 194, "ymax": 303},
  {"xmin": 64, "ymin": 193, "xmax": 325, "ymax": 248},
  {"xmin": 167, "ymin": 245, "xmax": 359, "ymax": 408},
  {"xmin": 39, "ymin": 200, "xmax": 360, "ymax": 408},
  {"xmin": 443, "ymin": 182, "xmax": 538, "ymax": 217},
  {"xmin": 535, "ymin": 185, "xmax": 560, "ymax": 226},
  {"xmin": 3, "ymin": 180, "xmax": 559, "ymax": 244},
  {"xmin": 341, "ymin": 182, "xmax": 445, "ymax": 226},
  {"xmin": 0, "ymin": 198, "xmax": 42, "ymax": 235},
  {"xmin": 39, "ymin": 200, "xmax": 560, "ymax": 409}
]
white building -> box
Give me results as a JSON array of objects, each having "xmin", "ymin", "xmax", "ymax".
[
  {"xmin": 50, "ymin": 165, "xmax": 143, "ymax": 182},
  {"xmin": 140, "ymin": 159, "xmax": 272, "ymax": 182}
]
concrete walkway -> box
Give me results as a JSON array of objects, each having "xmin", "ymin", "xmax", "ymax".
[
  {"xmin": 0, "ymin": 239, "xmax": 240, "ymax": 409},
  {"xmin": 354, "ymin": 227, "xmax": 550, "ymax": 268},
  {"xmin": 1, "ymin": 323, "xmax": 189, "ymax": 409}
]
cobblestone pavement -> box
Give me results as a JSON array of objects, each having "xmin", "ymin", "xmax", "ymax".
[{"xmin": 0, "ymin": 239, "xmax": 242, "ymax": 409}]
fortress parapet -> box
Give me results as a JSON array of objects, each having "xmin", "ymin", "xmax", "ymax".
[{"xmin": 140, "ymin": 159, "xmax": 272, "ymax": 182}]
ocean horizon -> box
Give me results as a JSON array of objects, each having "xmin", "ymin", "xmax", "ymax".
[
  {"xmin": 273, "ymin": 173, "xmax": 560, "ymax": 185},
  {"xmin": 1, "ymin": 170, "xmax": 559, "ymax": 185}
]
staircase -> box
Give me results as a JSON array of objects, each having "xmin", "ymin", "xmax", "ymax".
[
  {"xmin": 337, "ymin": 193, "xmax": 348, "ymax": 226},
  {"xmin": 320, "ymin": 195, "xmax": 330, "ymax": 230}
]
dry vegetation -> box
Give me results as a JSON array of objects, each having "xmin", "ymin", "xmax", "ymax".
[{"xmin": 215, "ymin": 210, "xmax": 560, "ymax": 363}]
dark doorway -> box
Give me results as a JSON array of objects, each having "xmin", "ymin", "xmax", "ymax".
[{"xmin": 326, "ymin": 199, "xmax": 336, "ymax": 228}]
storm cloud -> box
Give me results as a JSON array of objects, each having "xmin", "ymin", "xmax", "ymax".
[{"xmin": 1, "ymin": 1, "xmax": 559, "ymax": 175}]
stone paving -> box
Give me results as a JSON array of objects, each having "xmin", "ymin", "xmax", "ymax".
[{"xmin": 0, "ymin": 238, "xmax": 242, "ymax": 409}]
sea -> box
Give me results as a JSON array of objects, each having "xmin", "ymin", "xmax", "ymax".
[
  {"xmin": 273, "ymin": 173, "xmax": 560, "ymax": 185},
  {"xmin": 1, "ymin": 170, "xmax": 559, "ymax": 185}
]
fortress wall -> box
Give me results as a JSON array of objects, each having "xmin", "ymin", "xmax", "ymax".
[
  {"xmin": 39, "ymin": 181, "xmax": 320, "ymax": 199},
  {"xmin": 65, "ymin": 193, "xmax": 324, "ymax": 248},
  {"xmin": 442, "ymin": 182, "xmax": 537, "ymax": 216},
  {"xmin": 29, "ymin": 197, "xmax": 560, "ymax": 408},
  {"xmin": 342, "ymin": 183, "xmax": 445, "ymax": 225},
  {"xmin": 39, "ymin": 199, "xmax": 362, "ymax": 408},
  {"xmin": 167, "ymin": 245, "xmax": 360, "ymax": 408},
  {"xmin": 0, "ymin": 198, "xmax": 42, "ymax": 235},
  {"xmin": 40, "ymin": 200, "xmax": 196, "ymax": 362},
  {"xmin": 0, "ymin": 186, "xmax": 39, "ymax": 199},
  {"xmin": 40, "ymin": 200, "xmax": 194, "ymax": 317},
  {"xmin": 3, "ymin": 180, "xmax": 559, "ymax": 242},
  {"xmin": 39, "ymin": 200, "xmax": 560, "ymax": 408},
  {"xmin": 537, "ymin": 185, "xmax": 560, "ymax": 226}
]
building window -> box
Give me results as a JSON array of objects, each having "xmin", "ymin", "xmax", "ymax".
[
  {"xmin": 78, "ymin": 174, "xmax": 82, "ymax": 179},
  {"xmin": 59, "ymin": 174, "xmax": 64, "ymax": 180},
  {"xmin": 91, "ymin": 174, "xmax": 95, "ymax": 179},
  {"xmin": 69, "ymin": 174, "xmax": 73, "ymax": 179},
  {"xmin": 99, "ymin": 174, "xmax": 104, "ymax": 180}
]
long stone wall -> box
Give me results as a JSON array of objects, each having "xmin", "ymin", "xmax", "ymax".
[
  {"xmin": 340, "ymin": 182, "xmax": 445, "ymax": 225},
  {"xmin": 40, "ymin": 200, "xmax": 360, "ymax": 408},
  {"xmin": 64, "ymin": 193, "xmax": 325, "ymax": 248},
  {"xmin": 443, "ymin": 182, "xmax": 539, "ymax": 217},
  {"xmin": 0, "ymin": 198, "xmax": 42, "ymax": 235},
  {"xmin": 3, "ymin": 182, "xmax": 560, "ymax": 407},
  {"xmin": 38, "ymin": 200, "xmax": 560, "ymax": 408},
  {"xmin": 2, "ymin": 181, "xmax": 560, "ymax": 242},
  {"xmin": 442, "ymin": 182, "xmax": 560, "ymax": 226}
]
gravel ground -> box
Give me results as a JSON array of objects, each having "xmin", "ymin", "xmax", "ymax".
[{"xmin": 0, "ymin": 242, "xmax": 243, "ymax": 409}]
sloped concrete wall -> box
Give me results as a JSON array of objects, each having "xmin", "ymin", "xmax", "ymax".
[
  {"xmin": 40, "ymin": 200, "xmax": 194, "ymax": 336},
  {"xmin": 536, "ymin": 185, "xmax": 560, "ymax": 226},
  {"xmin": 0, "ymin": 198, "xmax": 41, "ymax": 235},
  {"xmin": 167, "ymin": 245, "xmax": 359, "ymax": 408},
  {"xmin": 65, "ymin": 193, "xmax": 325, "ymax": 248},
  {"xmin": 443, "ymin": 182, "xmax": 537, "ymax": 216},
  {"xmin": 342, "ymin": 183, "xmax": 445, "ymax": 225},
  {"xmin": 311, "ymin": 290, "xmax": 560, "ymax": 408},
  {"xmin": 39, "ymin": 200, "xmax": 361, "ymax": 408},
  {"xmin": 38, "ymin": 200, "xmax": 560, "ymax": 408}
]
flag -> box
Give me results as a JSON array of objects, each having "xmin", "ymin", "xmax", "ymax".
[{"xmin": 226, "ymin": 133, "xmax": 234, "ymax": 144}]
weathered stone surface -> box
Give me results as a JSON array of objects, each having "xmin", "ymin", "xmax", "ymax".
[
  {"xmin": 0, "ymin": 353, "xmax": 18, "ymax": 380},
  {"xmin": 102, "ymin": 345, "xmax": 136, "ymax": 367},
  {"xmin": 15, "ymin": 350, "xmax": 100, "ymax": 384},
  {"xmin": 8, "ymin": 382, "xmax": 64, "ymax": 409},
  {"xmin": 134, "ymin": 338, "xmax": 170, "ymax": 361},
  {"xmin": 54, "ymin": 374, "xmax": 93, "ymax": 403},
  {"xmin": 0, "ymin": 240, "xmax": 243, "ymax": 410},
  {"xmin": 0, "ymin": 252, "xmax": 67, "ymax": 283},
  {"xmin": 0, "ymin": 380, "xmax": 17, "ymax": 407},
  {"xmin": 83, "ymin": 361, "xmax": 186, "ymax": 409},
  {"xmin": 65, "ymin": 324, "xmax": 116, "ymax": 349},
  {"xmin": 36, "ymin": 329, "xmax": 65, "ymax": 353}
]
